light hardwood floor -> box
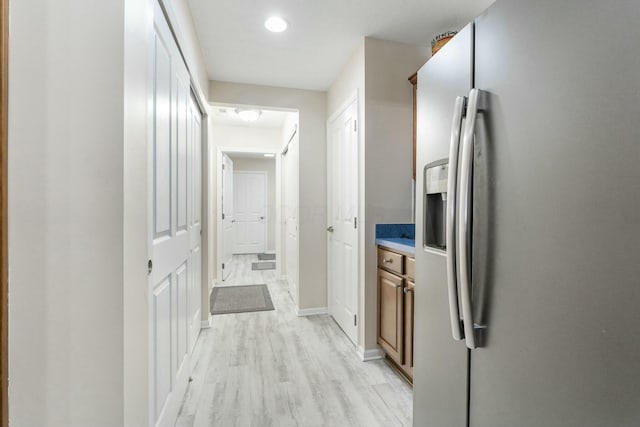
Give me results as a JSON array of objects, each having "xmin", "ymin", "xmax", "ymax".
[{"xmin": 176, "ymin": 255, "xmax": 413, "ymax": 427}]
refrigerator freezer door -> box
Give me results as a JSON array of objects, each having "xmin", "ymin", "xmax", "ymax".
[
  {"xmin": 413, "ymin": 23, "xmax": 472, "ymax": 427},
  {"xmin": 470, "ymin": 1, "xmax": 640, "ymax": 426}
]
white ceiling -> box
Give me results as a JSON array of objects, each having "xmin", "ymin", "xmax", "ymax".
[
  {"xmin": 211, "ymin": 106, "xmax": 294, "ymax": 128},
  {"xmin": 188, "ymin": 0, "xmax": 495, "ymax": 91}
]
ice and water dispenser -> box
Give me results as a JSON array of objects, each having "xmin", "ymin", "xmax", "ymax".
[{"xmin": 423, "ymin": 160, "xmax": 449, "ymax": 250}]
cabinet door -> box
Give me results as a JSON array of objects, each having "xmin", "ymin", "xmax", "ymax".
[
  {"xmin": 404, "ymin": 280, "xmax": 415, "ymax": 378},
  {"xmin": 378, "ymin": 269, "xmax": 404, "ymax": 364}
]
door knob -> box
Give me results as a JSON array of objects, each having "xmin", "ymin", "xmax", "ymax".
[
  {"xmin": 326, "ymin": 226, "xmax": 334, "ymax": 232},
  {"xmin": 260, "ymin": 216, "xmax": 265, "ymax": 220}
]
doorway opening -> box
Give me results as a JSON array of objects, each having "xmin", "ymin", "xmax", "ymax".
[{"xmin": 212, "ymin": 106, "xmax": 300, "ymax": 306}]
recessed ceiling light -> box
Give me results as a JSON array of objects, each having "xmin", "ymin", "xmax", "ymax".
[
  {"xmin": 265, "ymin": 16, "xmax": 288, "ymax": 33},
  {"xmin": 264, "ymin": 153, "xmax": 275, "ymax": 158},
  {"xmin": 235, "ymin": 108, "xmax": 262, "ymax": 122}
]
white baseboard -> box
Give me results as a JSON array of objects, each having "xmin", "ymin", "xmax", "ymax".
[
  {"xmin": 296, "ymin": 307, "xmax": 328, "ymax": 317},
  {"xmin": 201, "ymin": 313, "xmax": 212, "ymax": 328},
  {"xmin": 357, "ymin": 346, "xmax": 385, "ymax": 362}
]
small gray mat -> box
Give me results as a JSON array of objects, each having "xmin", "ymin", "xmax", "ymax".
[
  {"xmin": 252, "ymin": 262, "xmax": 275, "ymax": 271},
  {"xmin": 258, "ymin": 253, "xmax": 276, "ymax": 261},
  {"xmin": 210, "ymin": 285, "xmax": 274, "ymax": 315}
]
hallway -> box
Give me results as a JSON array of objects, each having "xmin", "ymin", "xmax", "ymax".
[{"xmin": 176, "ymin": 255, "xmax": 413, "ymax": 426}]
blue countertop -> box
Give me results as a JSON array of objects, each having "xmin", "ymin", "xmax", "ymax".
[
  {"xmin": 375, "ymin": 237, "xmax": 416, "ymax": 255},
  {"xmin": 375, "ymin": 223, "xmax": 416, "ymax": 255}
]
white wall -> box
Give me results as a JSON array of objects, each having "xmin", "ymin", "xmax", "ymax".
[
  {"xmin": 229, "ymin": 156, "xmax": 277, "ymax": 251},
  {"xmin": 210, "ymin": 81, "xmax": 327, "ymax": 311},
  {"xmin": 362, "ymin": 38, "xmax": 429, "ymax": 350},
  {"xmin": 213, "ymin": 124, "xmax": 283, "ymax": 152},
  {"xmin": 327, "ymin": 41, "xmax": 365, "ymax": 116},
  {"xmin": 9, "ymin": 1, "xmax": 212, "ymax": 426},
  {"xmin": 8, "ymin": 1, "xmax": 127, "ymax": 425}
]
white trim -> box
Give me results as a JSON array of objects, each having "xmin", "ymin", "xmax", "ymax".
[
  {"xmin": 215, "ymin": 146, "xmax": 282, "ymax": 282},
  {"xmin": 326, "ymin": 89, "xmax": 361, "ymax": 347},
  {"xmin": 200, "ymin": 313, "xmax": 212, "ymax": 329},
  {"xmin": 296, "ymin": 307, "xmax": 328, "ymax": 317},
  {"xmin": 357, "ymin": 346, "xmax": 385, "ymax": 362}
]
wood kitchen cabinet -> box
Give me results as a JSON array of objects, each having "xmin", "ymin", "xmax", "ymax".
[
  {"xmin": 404, "ymin": 280, "xmax": 415, "ymax": 377},
  {"xmin": 377, "ymin": 246, "xmax": 415, "ymax": 384},
  {"xmin": 378, "ymin": 268, "xmax": 404, "ymax": 365}
]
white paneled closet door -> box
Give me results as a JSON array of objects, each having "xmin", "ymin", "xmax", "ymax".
[
  {"xmin": 221, "ymin": 154, "xmax": 234, "ymax": 280},
  {"xmin": 148, "ymin": 4, "xmax": 202, "ymax": 426},
  {"xmin": 283, "ymin": 135, "xmax": 299, "ymax": 304},
  {"xmin": 187, "ymin": 93, "xmax": 202, "ymax": 354}
]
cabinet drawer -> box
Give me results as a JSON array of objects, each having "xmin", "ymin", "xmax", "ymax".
[
  {"xmin": 405, "ymin": 257, "xmax": 415, "ymax": 281},
  {"xmin": 378, "ymin": 248, "xmax": 404, "ymax": 275}
]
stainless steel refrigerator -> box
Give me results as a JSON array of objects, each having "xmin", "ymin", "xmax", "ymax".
[{"xmin": 413, "ymin": 1, "xmax": 640, "ymax": 426}]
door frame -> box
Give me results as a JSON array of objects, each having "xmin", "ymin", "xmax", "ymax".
[
  {"xmin": 215, "ymin": 147, "xmax": 281, "ymax": 282},
  {"xmin": 326, "ymin": 90, "xmax": 360, "ymax": 346},
  {"xmin": 232, "ymin": 170, "xmax": 268, "ymax": 255},
  {"xmin": 1, "ymin": 0, "xmax": 7, "ymax": 423}
]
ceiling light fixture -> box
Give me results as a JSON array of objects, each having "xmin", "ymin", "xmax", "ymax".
[
  {"xmin": 264, "ymin": 153, "xmax": 275, "ymax": 158},
  {"xmin": 265, "ymin": 16, "xmax": 288, "ymax": 33},
  {"xmin": 235, "ymin": 108, "xmax": 262, "ymax": 122}
]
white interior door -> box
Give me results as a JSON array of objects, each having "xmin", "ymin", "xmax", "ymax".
[
  {"xmin": 284, "ymin": 135, "xmax": 299, "ymax": 303},
  {"xmin": 233, "ymin": 171, "xmax": 266, "ymax": 254},
  {"xmin": 327, "ymin": 97, "xmax": 359, "ymax": 344},
  {"xmin": 148, "ymin": 5, "xmax": 200, "ymax": 426},
  {"xmin": 221, "ymin": 154, "xmax": 234, "ymax": 279},
  {"xmin": 187, "ymin": 93, "xmax": 202, "ymax": 353}
]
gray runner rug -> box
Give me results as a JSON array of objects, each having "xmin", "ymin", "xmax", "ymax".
[
  {"xmin": 252, "ymin": 261, "xmax": 275, "ymax": 271},
  {"xmin": 210, "ymin": 284, "xmax": 275, "ymax": 315}
]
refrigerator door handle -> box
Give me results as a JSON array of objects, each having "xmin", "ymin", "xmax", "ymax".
[
  {"xmin": 446, "ymin": 96, "xmax": 466, "ymax": 341},
  {"xmin": 458, "ymin": 88, "xmax": 485, "ymax": 350}
]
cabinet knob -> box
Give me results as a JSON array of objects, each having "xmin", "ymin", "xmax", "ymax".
[{"xmin": 383, "ymin": 258, "xmax": 393, "ymax": 264}]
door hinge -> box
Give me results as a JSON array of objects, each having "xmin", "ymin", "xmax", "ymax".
[
  {"xmin": 222, "ymin": 263, "xmax": 225, "ymax": 270},
  {"xmin": 354, "ymin": 314, "xmax": 357, "ymax": 326},
  {"xmin": 353, "ymin": 120, "xmax": 357, "ymax": 132},
  {"xmin": 222, "ymin": 213, "xmax": 225, "ymax": 220},
  {"xmin": 353, "ymin": 217, "xmax": 357, "ymax": 229},
  {"xmin": 222, "ymin": 164, "xmax": 225, "ymax": 170}
]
